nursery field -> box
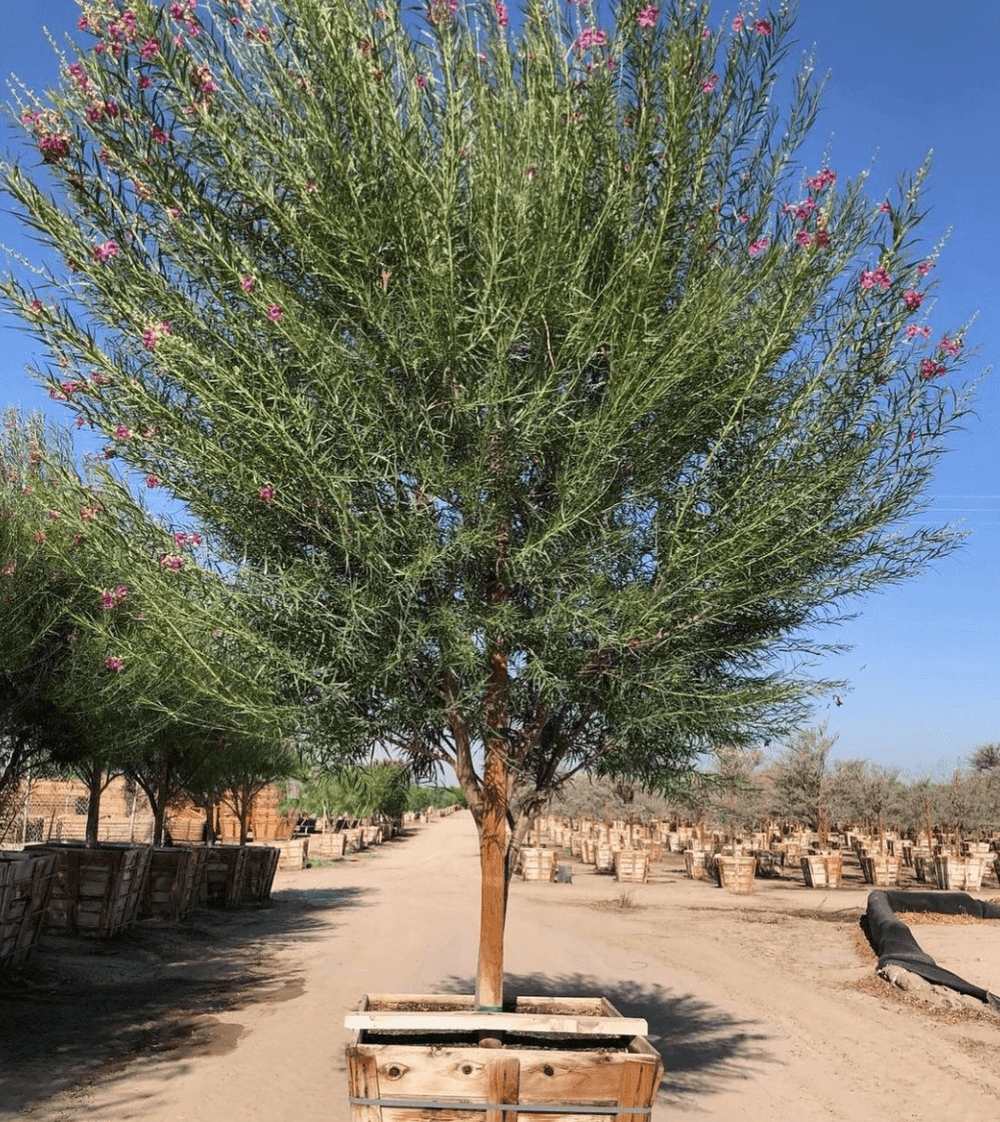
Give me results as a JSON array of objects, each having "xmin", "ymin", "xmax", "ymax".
[{"xmin": 2, "ymin": 811, "xmax": 999, "ymax": 1122}]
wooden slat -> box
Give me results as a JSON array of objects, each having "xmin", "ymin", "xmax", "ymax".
[
  {"xmin": 347, "ymin": 1047, "xmax": 384, "ymax": 1122},
  {"xmin": 486, "ymin": 1058, "xmax": 520, "ymax": 1122},
  {"xmin": 614, "ymin": 1060, "xmax": 659, "ymax": 1122},
  {"xmin": 345, "ymin": 1012, "xmax": 649, "ymax": 1037}
]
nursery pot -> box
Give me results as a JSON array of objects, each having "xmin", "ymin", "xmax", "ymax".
[{"xmin": 345, "ymin": 993, "xmax": 663, "ymax": 1121}]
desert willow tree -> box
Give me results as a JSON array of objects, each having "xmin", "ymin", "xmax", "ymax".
[
  {"xmin": 1, "ymin": 411, "xmax": 294, "ymax": 844},
  {"xmin": 2, "ymin": 1, "xmax": 974, "ymax": 1007}
]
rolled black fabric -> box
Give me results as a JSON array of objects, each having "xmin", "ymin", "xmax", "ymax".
[{"xmin": 866, "ymin": 891, "xmax": 1000, "ymax": 1001}]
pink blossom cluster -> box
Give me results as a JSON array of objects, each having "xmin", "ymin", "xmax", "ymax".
[
  {"xmin": 93, "ymin": 239, "xmax": 120, "ymax": 263},
  {"xmin": 804, "ymin": 168, "xmax": 836, "ymax": 192},
  {"xmin": 190, "ymin": 65, "xmax": 219, "ymax": 104},
  {"xmin": 575, "ymin": 28, "xmax": 608, "ymax": 51},
  {"xmin": 174, "ymin": 531, "xmax": 203, "ymax": 547},
  {"xmin": 636, "ymin": 6, "xmax": 658, "ymax": 27},
  {"xmin": 114, "ymin": 424, "xmax": 132, "ymax": 440},
  {"xmin": 903, "ymin": 289, "xmax": 923, "ymax": 310},
  {"xmin": 919, "ymin": 358, "xmax": 946, "ymax": 380},
  {"xmin": 701, "ymin": 74, "xmax": 718, "ymax": 94},
  {"xmin": 158, "ymin": 553, "xmax": 184, "ymax": 570},
  {"xmin": 104, "ymin": 656, "xmax": 124, "ymax": 672},
  {"xmin": 101, "ymin": 585, "xmax": 129, "ymax": 610},
  {"xmin": 732, "ymin": 15, "xmax": 772, "ymax": 34},
  {"xmin": 939, "ymin": 334, "xmax": 962, "ymax": 357},
  {"xmin": 142, "ymin": 321, "xmax": 171, "ymax": 350},
  {"xmin": 427, "ymin": 0, "xmax": 459, "ymax": 27},
  {"xmin": 905, "ymin": 324, "xmax": 931, "ymax": 341},
  {"xmin": 495, "ymin": 1, "xmax": 509, "ymax": 28},
  {"xmin": 747, "ymin": 237, "xmax": 769, "ymax": 257},
  {"xmin": 23, "ymin": 109, "xmax": 71, "ymax": 165},
  {"xmin": 860, "ymin": 267, "xmax": 892, "ymax": 291},
  {"xmin": 258, "ymin": 484, "xmax": 275, "ymax": 504}
]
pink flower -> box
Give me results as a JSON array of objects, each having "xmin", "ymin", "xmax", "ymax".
[
  {"xmin": 138, "ymin": 75, "xmax": 153, "ymax": 89},
  {"xmin": 416, "ymin": 74, "xmax": 426, "ymax": 89},
  {"xmin": 259, "ymin": 484, "xmax": 275, "ymax": 504},
  {"xmin": 795, "ymin": 230, "xmax": 812, "ymax": 247},
  {"xmin": 917, "ymin": 261, "xmax": 934, "ymax": 277},
  {"xmin": 747, "ymin": 237, "xmax": 770, "ymax": 257},
  {"xmin": 636, "ymin": 6, "xmax": 658, "ymax": 28},
  {"xmin": 754, "ymin": 19, "xmax": 771, "ymax": 34},
  {"xmin": 737, "ymin": 212, "xmax": 749, "ymax": 224},
  {"xmin": 114, "ymin": 425, "xmax": 132, "ymax": 440},
  {"xmin": 104, "ymin": 656, "xmax": 124, "ymax": 672},
  {"xmin": 150, "ymin": 125, "xmax": 170, "ymax": 144},
  {"xmin": 732, "ymin": 14, "xmax": 745, "ymax": 31},
  {"xmin": 860, "ymin": 267, "xmax": 892, "ymax": 291},
  {"xmin": 241, "ymin": 275, "xmax": 256, "ymax": 292},
  {"xmin": 939, "ymin": 335, "xmax": 962, "ymax": 357},
  {"xmin": 146, "ymin": 475, "xmax": 161, "ymax": 487},
  {"xmin": 495, "ymin": 1, "xmax": 509, "ymax": 27},
  {"xmin": 92, "ymin": 240, "xmax": 120, "ymax": 263},
  {"xmin": 903, "ymin": 288, "xmax": 923, "ymax": 310},
  {"xmin": 142, "ymin": 321, "xmax": 171, "ymax": 350},
  {"xmin": 805, "ymin": 169, "xmax": 836, "ymax": 192},
  {"xmin": 158, "ymin": 553, "xmax": 184, "ymax": 570},
  {"xmin": 266, "ymin": 304, "xmax": 283, "ymax": 322},
  {"xmin": 919, "ymin": 358, "xmax": 946, "ymax": 379},
  {"xmin": 905, "ymin": 324, "xmax": 920, "ymax": 340},
  {"xmin": 174, "ymin": 532, "xmax": 188, "ymax": 547},
  {"xmin": 879, "ymin": 202, "xmax": 892, "ymax": 214},
  {"xmin": 101, "ymin": 586, "xmax": 128, "ymax": 610},
  {"xmin": 701, "ymin": 74, "xmax": 718, "ymax": 94},
  {"xmin": 576, "ymin": 28, "xmax": 607, "ymax": 51}
]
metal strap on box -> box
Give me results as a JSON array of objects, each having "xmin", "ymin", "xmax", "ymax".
[{"xmin": 348, "ymin": 1098, "xmax": 652, "ymax": 1115}]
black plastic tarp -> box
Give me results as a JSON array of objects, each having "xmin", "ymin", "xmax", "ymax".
[{"xmin": 866, "ymin": 890, "xmax": 1000, "ymax": 1001}]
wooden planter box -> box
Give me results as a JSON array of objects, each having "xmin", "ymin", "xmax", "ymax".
[
  {"xmin": 859, "ymin": 855, "xmax": 901, "ymax": 886},
  {"xmin": 345, "ymin": 994, "xmax": 663, "ymax": 1122},
  {"xmin": 594, "ymin": 844, "xmax": 615, "ymax": 874},
  {"xmin": 362, "ymin": 826, "xmax": 384, "ymax": 847},
  {"xmin": 714, "ymin": 855, "xmax": 755, "ymax": 894},
  {"xmin": 934, "ymin": 855, "xmax": 985, "ymax": 891},
  {"xmin": 520, "ymin": 848, "xmax": 557, "ymax": 882},
  {"xmin": 242, "ymin": 846, "xmax": 280, "ymax": 900},
  {"xmin": 614, "ymin": 849, "xmax": 649, "ymax": 884},
  {"xmin": 310, "ymin": 832, "xmax": 348, "ymax": 860},
  {"xmin": 1, "ymin": 850, "xmax": 57, "ymax": 970},
  {"xmin": 276, "ymin": 838, "xmax": 309, "ymax": 871},
  {"xmin": 28, "ymin": 842, "xmax": 151, "ymax": 937},
  {"xmin": 683, "ymin": 849, "xmax": 710, "ymax": 880},
  {"xmin": 140, "ymin": 846, "xmax": 210, "ymax": 921},
  {"xmin": 800, "ymin": 853, "xmax": 843, "ymax": 889},
  {"xmin": 204, "ymin": 845, "xmax": 251, "ymax": 907}
]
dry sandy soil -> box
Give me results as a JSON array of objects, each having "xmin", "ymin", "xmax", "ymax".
[{"xmin": 3, "ymin": 811, "xmax": 1000, "ymax": 1121}]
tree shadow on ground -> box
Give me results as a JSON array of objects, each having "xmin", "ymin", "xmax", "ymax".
[
  {"xmin": 438, "ymin": 971, "xmax": 776, "ymax": 1108},
  {"xmin": 0, "ymin": 884, "xmax": 376, "ymax": 1116}
]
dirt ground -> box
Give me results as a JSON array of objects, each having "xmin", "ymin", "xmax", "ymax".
[{"xmin": 3, "ymin": 811, "xmax": 1000, "ymax": 1121}]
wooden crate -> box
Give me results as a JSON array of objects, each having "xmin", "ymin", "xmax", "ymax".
[
  {"xmin": 594, "ymin": 844, "xmax": 615, "ymax": 874},
  {"xmin": 613, "ymin": 849, "xmax": 649, "ymax": 884},
  {"xmin": 276, "ymin": 838, "xmax": 309, "ymax": 871},
  {"xmin": 859, "ymin": 855, "xmax": 902, "ymax": 887},
  {"xmin": 714, "ymin": 855, "xmax": 755, "ymax": 894},
  {"xmin": 204, "ymin": 845, "xmax": 251, "ymax": 907},
  {"xmin": 800, "ymin": 853, "xmax": 843, "ymax": 889},
  {"xmin": 361, "ymin": 826, "xmax": 384, "ymax": 847},
  {"xmin": 345, "ymin": 994, "xmax": 663, "ymax": 1122},
  {"xmin": 28, "ymin": 843, "xmax": 151, "ymax": 937},
  {"xmin": 242, "ymin": 846, "xmax": 280, "ymax": 900},
  {"xmin": 934, "ymin": 855, "xmax": 985, "ymax": 891},
  {"xmin": 1, "ymin": 851, "xmax": 57, "ymax": 970},
  {"xmin": 310, "ymin": 832, "xmax": 348, "ymax": 860},
  {"xmin": 683, "ymin": 849, "xmax": 710, "ymax": 880},
  {"xmin": 520, "ymin": 848, "xmax": 557, "ymax": 882},
  {"xmin": 140, "ymin": 846, "xmax": 207, "ymax": 921}
]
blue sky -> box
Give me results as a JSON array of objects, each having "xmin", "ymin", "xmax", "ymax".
[{"xmin": 1, "ymin": 2, "xmax": 997, "ymax": 780}]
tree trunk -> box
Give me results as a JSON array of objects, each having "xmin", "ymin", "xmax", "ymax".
[
  {"xmin": 476, "ymin": 642, "xmax": 509, "ymax": 1012},
  {"xmin": 83, "ymin": 763, "xmax": 102, "ymax": 848}
]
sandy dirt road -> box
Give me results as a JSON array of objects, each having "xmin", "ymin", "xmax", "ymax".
[{"xmin": 3, "ymin": 810, "xmax": 1000, "ymax": 1121}]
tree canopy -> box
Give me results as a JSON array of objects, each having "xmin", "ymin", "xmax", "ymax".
[{"xmin": 1, "ymin": 0, "xmax": 976, "ymax": 1000}]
